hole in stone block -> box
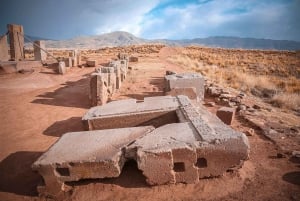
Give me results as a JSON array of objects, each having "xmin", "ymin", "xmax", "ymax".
[
  {"xmin": 196, "ymin": 158, "xmax": 207, "ymax": 168},
  {"xmin": 173, "ymin": 162, "xmax": 185, "ymax": 172},
  {"xmin": 56, "ymin": 167, "xmax": 70, "ymax": 176}
]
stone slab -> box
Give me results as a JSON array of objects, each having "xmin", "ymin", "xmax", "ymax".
[
  {"xmin": 0, "ymin": 60, "xmax": 43, "ymax": 74},
  {"xmin": 34, "ymin": 95, "xmax": 249, "ymax": 196},
  {"xmin": 32, "ymin": 126, "xmax": 155, "ymax": 196}
]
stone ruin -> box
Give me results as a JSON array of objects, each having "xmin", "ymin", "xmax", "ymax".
[
  {"xmin": 90, "ymin": 57, "xmax": 129, "ymax": 106},
  {"xmin": 165, "ymin": 72, "xmax": 205, "ymax": 102},
  {"xmin": 0, "ymin": 23, "xmax": 83, "ymax": 74},
  {"xmin": 32, "ymin": 94, "xmax": 250, "ymax": 197}
]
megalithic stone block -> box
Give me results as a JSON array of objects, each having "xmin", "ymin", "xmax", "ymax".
[
  {"xmin": 165, "ymin": 73, "xmax": 205, "ymax": 101},
  {"xmin": 0, "ymin": 35, "xmax": 9, "ymax": 61},
  {"xmin": 7, "ymin": 24, "xmax": 24, "ymax": 61},
  {"xmin": 32, "ymin": 126, "xmax": 155, "ymax": 197},
  {"xmin": 33, "ymin": 96, "xmax": 249, "ymax": 197},
  {"xmin": 34, "ymin": 40, "xmax": 47, "ymax": 61},
  {"xmin": 90, "ymin": 73, "xmax": 108, "ymax": 106}
]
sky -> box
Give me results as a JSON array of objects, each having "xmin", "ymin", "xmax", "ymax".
[{"xmin": 0, "ymin": 0, "xmax": 299, "ymax": 41}]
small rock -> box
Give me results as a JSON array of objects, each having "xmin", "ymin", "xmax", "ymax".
[
  {"xmin": 166, "ymin": 70, "xmax": 176, "ymax": 75},
  {"xmin": 277, "ymin": 153, "xmax": 285, "ymax": 158},
  {"xmin": 253, "ymin": 104, "xmax": 261, "ymax": 109},
  {"xmin": 292, "ymin": 151, "xmax": 300, "ymax": 158},
  {"xmin": 247, "ymin": 107, "xmax": 255, "ymax": 113},
  {"xmin": 245, "ymin": 128, "xmax": 254, "ymax": 136},
  {"xmin": 228, "ymin": 101, "xmax": 236, "ymax": 107},
  {"xmin": 205, "ymin": 102, "xmax": 215, "ymax": 107},
  {"xmin": 237, "ymin": 104, "xmax": 247, "ymax": 111}
]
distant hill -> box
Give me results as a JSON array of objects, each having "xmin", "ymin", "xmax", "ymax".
[
  {"xmin": 173, "ymin": 36, "xmax": 300, "ymax": 50},
  {"xmin": 24, "ymin": 35, "xmax": 53, "ymax": 42},
  {"xmin": 44, "ymin": 31, "xmax": 149, "ymax": 49},
  {"xmin": 25, "ymin": 31, "xmax": 300, "ymax": 50}
]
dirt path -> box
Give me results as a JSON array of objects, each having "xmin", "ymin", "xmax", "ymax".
[{"xmin": 0, "ymin": 48, "xmax": 299, "ymax": 201}]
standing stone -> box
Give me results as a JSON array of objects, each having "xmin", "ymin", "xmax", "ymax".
[
  {"xmin": 34, "ymin": 40, "xmax": 47, "ymax": 61},
  {"xmin": 64, "ymin": 57, "xmax": 72, "ymax": 67},
  {"xmin": 7, "ymin": 24, "xmax": 24, "ymax": 61},
  {"xmin": 90, "ymin": 73, "xmax": 108, "ymax": 106},
  {"xmin": 0, "ymin": 35, "xmax": 9, "ymax": 61},
  {"xmin": 58, "ymin": 61, "xmax": 66, "ymax": 74}
]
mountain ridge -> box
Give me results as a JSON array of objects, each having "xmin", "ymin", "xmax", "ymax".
[{"xmin": 26, "ymin": 31, "xmax": 300, "ymax": 50}]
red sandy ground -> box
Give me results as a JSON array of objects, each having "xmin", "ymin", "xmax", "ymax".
[{"xmin": 0, "ymin": 47, "xmax": 299, "ymax": 201}]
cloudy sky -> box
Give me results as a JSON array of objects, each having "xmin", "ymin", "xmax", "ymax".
[{"xmin": 0, "ymin": 0, "xmax": 299, "ymax": 41}]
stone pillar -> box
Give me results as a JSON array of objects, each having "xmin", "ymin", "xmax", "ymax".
[
  {"xmin": 0, "ymin": 35, "xmax": 9, "ymax": 61},
  {"xmin": 69, "ymin": 50, "xmax": 78, "ymax": 67},
  {"xmin": 77, "ymin": 50, "xmax": 81, "ymax": 65},
  {"xmin": 90, "ymin": 73, "xmax": 108, "ymax": 106},
  {"xmin": 34, "ymin": 40, "xmax": 47, "ymax": 61},
  {"xmin": 7, "ymin": 24, "xmax": 24, "ymax": 61},
  {"xmin": 115, "ymin": 65, "xmax": 122, "ymax": 89}
]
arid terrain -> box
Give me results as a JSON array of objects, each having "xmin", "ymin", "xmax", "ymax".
[{"xmin": 0, "ymin": 45, "xmax": 299, "ymax": 201}]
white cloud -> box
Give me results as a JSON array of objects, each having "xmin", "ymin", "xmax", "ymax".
[
  {"xmin": 139, "ymin": 0, "xmax": 300, "ymax": 41},
  {"xmin": 79, "ymin": 0, "xmax": 161, "ymax": 36}
]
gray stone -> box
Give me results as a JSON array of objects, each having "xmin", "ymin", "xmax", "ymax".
[
  {"xmin": 58, "ymin": 61, "xmax": 66, "ymax": 75},
  {"xmin": 34, "ymin": 40, "xmax": 47, "ymax": 61},
  {"xmin": 7, "ymin": 24, "xmax": 24, "ymax": 61},
  {"xmin": 165, "ymin": 73, "xmax": 205, "ymax": 101},
  {"xmin": 0, "ymin": 35, "xmax": 9, "ymax": 61},
  {"xmin": 32, "ymin": 126, "xmax": 155, "ymax": 196}
]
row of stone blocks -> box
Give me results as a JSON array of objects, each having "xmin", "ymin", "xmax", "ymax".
[
  {"xmin": 32, "ymin": 95, "xmax": 250, "ymax": 197},
  {"xmin": 90, "ymin": 59, "xmax": 128, "ymax": 106}
]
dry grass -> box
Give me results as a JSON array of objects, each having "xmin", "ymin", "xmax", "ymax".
[
  {"xmin": 270, "ymin": 93, "xmax": 300, "ymax": 110},
  {"xmin": 167, "ymin": 49, "xmax": 300, "ymax": 110}
]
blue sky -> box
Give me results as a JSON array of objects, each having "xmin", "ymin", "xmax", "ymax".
[{"xmin": 0, "ymin": 0, "xmax": 299, "ymax": 41}]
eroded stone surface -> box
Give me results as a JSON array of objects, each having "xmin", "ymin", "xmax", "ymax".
[
  {"xmin": 165, "ymin": 73, "xmax": 205, "ymax": 101},
  {"xmin": 82, "ymin": 96, "xmax": 180, "ymax": 130},
  {"xmin": 34, "ymin": 40, "xmax": 47, "ymax": 61},
  {"xmin": 32, "ymin": 126, "xmax": 154, "ymax": 196},
  {"xmin": 34, "ymin": 95, "xmax": 249, "ymax": 196}
]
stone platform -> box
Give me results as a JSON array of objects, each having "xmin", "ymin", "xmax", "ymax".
[{"xmin": 32, "ymin": 96, "xmax": 249, "ymax": 196}]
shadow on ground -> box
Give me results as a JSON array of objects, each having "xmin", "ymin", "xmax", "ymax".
[
  {"xmin": 282, "ymin": 171, "xmax": 300, "ymax": 186},
  {"xmin": 43, "ymin": 117, "xmax": 84, "ymax": 137},
  {"xmin": 31, "ymin": 78, "xmax": 90, "ymax": 109},
  {"xmin": 68, "ymin": 160, "xmax": 148, "ymax": 189},
  {"xmin": 0, "ymin": 151, "xmax": 43, "ymax": 196}
]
